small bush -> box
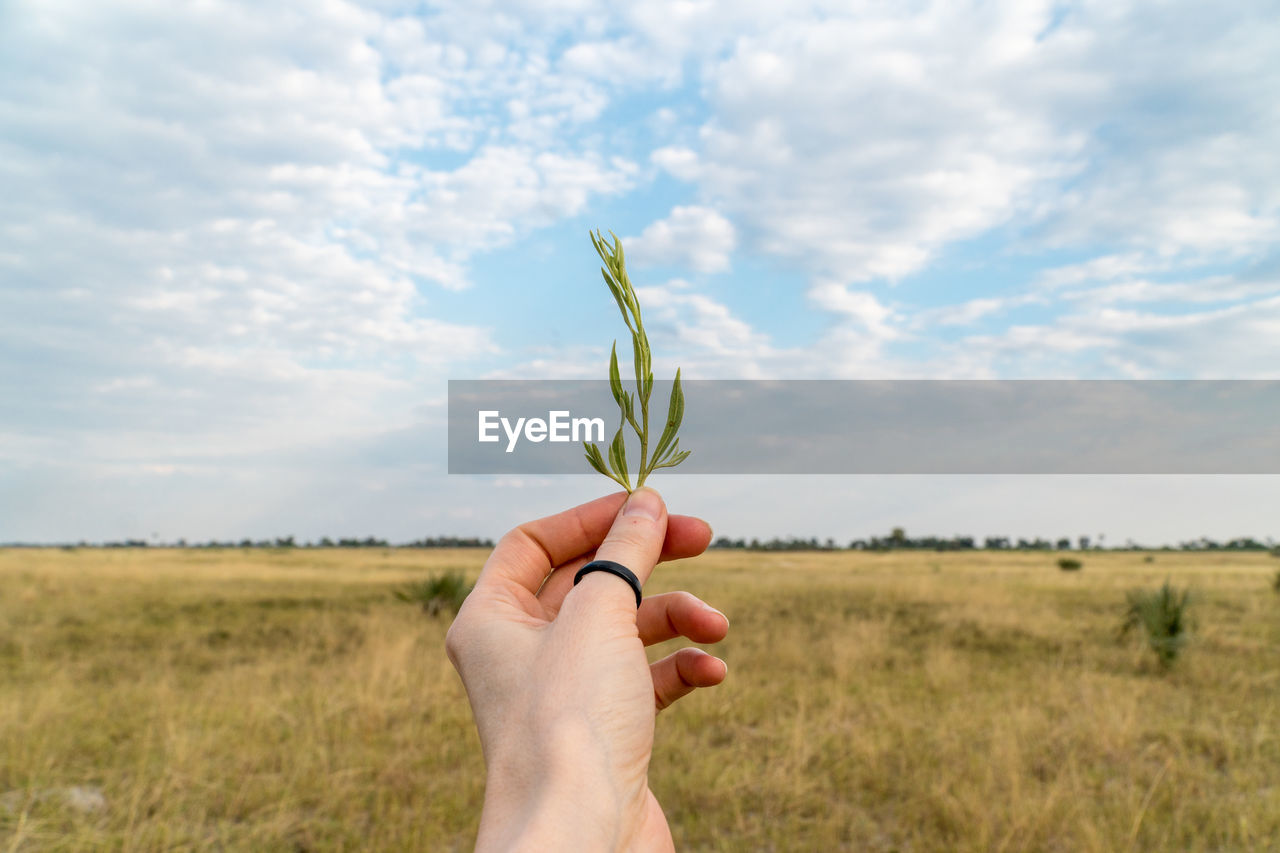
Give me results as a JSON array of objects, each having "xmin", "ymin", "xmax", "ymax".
[
  {"xmin": 1057, "ymin": 558, "xmax": 1083, "ymax": 571},
  {"xmin": 1271, "ymin": 546, "xmax": 1280, "ymax": 559},
  {"xmin": 1143, "ymin": 555, "xmax": 1155, "ymax": 563},
  {"xmin": 395, "ymin": 572, "xmax": 472, "ymax": 617},
  {"xmin": 1120, "ymin": 580, "xmax": 1192, "ymax": 669},
  {"xmin": 1272, "ymin": 571, "xmax": 1280, "ymax": 594}
]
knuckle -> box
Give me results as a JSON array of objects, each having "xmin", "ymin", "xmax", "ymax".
[{"xmin": 672, "ymin": 590, "xmax": 701, "ymax": 609}]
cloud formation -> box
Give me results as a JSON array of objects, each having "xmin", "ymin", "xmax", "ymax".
[
  {"xmin": 0, "ymin": 0, "xmax": 638, "ymax": 478},
  {"xmin": 3, "ymin": 0, "xmax": 1279, "ymax": 541}
]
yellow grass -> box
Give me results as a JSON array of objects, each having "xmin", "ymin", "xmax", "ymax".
[{"xmin": 2, "ymin": 547, "xmax": 1278, "ymax": 851}]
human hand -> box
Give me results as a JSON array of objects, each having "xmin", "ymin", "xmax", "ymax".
[{"xmin": 445, "ymin": 488, "xmax": 729, "ymax": 852}]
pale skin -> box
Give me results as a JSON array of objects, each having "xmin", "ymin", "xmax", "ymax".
[{"xmin": 445, "ymin": 488, "xmax": 729, "ymax": 851}]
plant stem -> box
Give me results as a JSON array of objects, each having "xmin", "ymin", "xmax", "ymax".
[{"xmin": 635, "ymin": 315, "xmax": 651, "ymax": 489}]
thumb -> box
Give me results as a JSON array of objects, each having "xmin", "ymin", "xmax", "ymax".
[{"xmin": 571, "ymin": 487, "xmax": 668, "ymax": 614}]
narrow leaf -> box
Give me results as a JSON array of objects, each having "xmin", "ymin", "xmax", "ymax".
[
  {"xmin": 632, "ymin": 335, "xmax": 646, "ymax": 400},
  {"xmin": 669, "ymin": 370, "xmax": 685, "ymax": 446},
  {"xmin": 638, "ymin": 329, "xmax": 652, "ymax": 378},
  {"xmin": 623, "ymin": 392, "xmax": 641, "ymax": 436},
  {"xmin": 651, "ymin": 375, "xmax": 683, "ymax": 465},
  {"xmin": 608, "ymin": 342, "xmax": 624, "ymax": 406},
  {"xmin": 653, "ymin": 448, "xmax": 691, "ymax": 470},
  {"xmin": 603, "ymin": 271, "xmax": 634, "ymax": 332},
  {"xmin": 608, "ymin": 425, "xmax": 631, "ymax": 490},
  {"xmin": 622, "ymin": 274, "xmax": 640, "ymax": 319},
  {"xmin": 583, "ymin": 443, "xmax": 610, "ymax": 477},
  {"xmin": 586, "ymin": 443, "xmax": 629, "ymax": 489},
  {"xmin": 652, "ymin": 389, "xmax": 681, "ymax": 449},
  {"xmin": 653, "ymin": 436, "xmax": 680, "ymax": 468}
]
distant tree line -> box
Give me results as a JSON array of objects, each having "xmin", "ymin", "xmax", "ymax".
[
  {"xmin": 13, "ymin": 535, "xmax": 495, "ymax": 549},
  {"xmin": 709, "ymin": 528, "xmax": 1277, "ymax": 553},
  {"xmin": 6, "ymin": 530, "xmax": 1276, "ymax": 553},
  {"xmin": 1175, "ymin": 536, "xmax": 1274, "ymax": 552}
]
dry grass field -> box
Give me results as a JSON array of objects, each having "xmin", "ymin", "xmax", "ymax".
[{"xmin": 2, "ymin": 546, "xmax": 1278, "ymax": 851}]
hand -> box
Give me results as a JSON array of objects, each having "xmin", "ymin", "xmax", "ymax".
[{"xmin": 445, "ymin": 488, "xmax": 730, "ymax": 852}]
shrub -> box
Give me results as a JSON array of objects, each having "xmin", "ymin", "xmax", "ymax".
[
  {"xmin": 1272, "ymin": 571, "xmax": 1280, "ymax": 594},
  {"xmin": 1271, "ymin": 546, "xmax": 1280, "ymax": 559},
  {"xmin": 1120, "ymin": 580, "xmax": 1192, "ymax": 669},
  {"xmin": 395, "ymin": 572, "xmax": 472, "ymax": 617},
  {"xmin": 1057, "ymin": 557, "xmax": 1083, "ymax": 571}
]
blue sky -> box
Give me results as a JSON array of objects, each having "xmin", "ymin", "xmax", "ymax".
[{"xmin": 2, "ymin": 0, "xmax": 1279, "ymax": 544}]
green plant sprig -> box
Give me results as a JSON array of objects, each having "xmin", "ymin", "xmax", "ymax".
[{"xmin": 583, "ymin": 230, "xmax": 690, "ymax": 492}]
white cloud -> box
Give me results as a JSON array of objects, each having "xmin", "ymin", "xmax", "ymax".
[
  {"xmin": 921, "ymin": 297, "xmax": 1017, "ymax": 328},
  {"xmin": 1028, "ymin": 7, "xmax": 1280, "ymax": 259},
  {"xmin": 400, "ymin": 146, "xmax": 637, "ymax": 287},
  {"xmin": 614, "ymin": 280, "xmax": 918, "ymax": 380},
  {"xmin": 1059, "ymin": 275, "xmax": 1280, "ymax": 307},
  {"xmin": 559, "ymin": 39, "xmax": 681, "ymax": 88},
  {"xmin": 651, "ymin": 146, "xmax": 701, "ymax": 182},
  {"xmin": 683, "ymin": 1, "xmax": 1085, "ymax": 283},
  {"xmin": 1035, "ymin": 253, "xmax": 1161, "ymax": 290},
  {"xmin": 637, "ymin": 284, "xmax": 765, "ymax": 361},
  {"xmin": 807, "ymin": 284, "xmax": 896, "ymax": 332},
  {"xmin": 950, "ymin": 288, "xmax": 1280, "ymax": 379},
  {"xmin": 626, "ymin": 206, "xmax": 736, "ymax": 273}
]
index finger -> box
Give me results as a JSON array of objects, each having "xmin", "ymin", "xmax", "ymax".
[
  {"xmin": 475, "ymin": 492, "xmax": 628, "ymax": 597},
  {"xmin": 475, "ymin": 492, "xmax": 711, "ymax": 597}
]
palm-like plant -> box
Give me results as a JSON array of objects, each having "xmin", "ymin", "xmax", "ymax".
[
  {"xmin": 1120, "ymin": 580, "xmax": 1192, "ymax": 669},
  {"xmin": 395, "ymin": 572, "xmax": 472, "ymax": 617}
]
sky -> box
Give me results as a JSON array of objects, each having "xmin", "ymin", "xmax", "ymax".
[{"xmin": 2, "ymin": 0, "xmax": 1279, "ymax": 545}]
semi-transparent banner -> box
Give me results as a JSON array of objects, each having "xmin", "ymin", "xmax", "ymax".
[{"xmin": 448, "ymin": 380, "xmax": 1280, "ymax": 474}]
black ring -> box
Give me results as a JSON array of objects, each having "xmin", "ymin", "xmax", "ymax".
[{"xmin": 573, "ymin": 560, "xmax": 643, "ymax": 608}]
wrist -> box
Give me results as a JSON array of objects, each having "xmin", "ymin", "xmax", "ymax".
[{"xmin": 476, "ymin": 720, "xmax": 642, "ymax": 852}]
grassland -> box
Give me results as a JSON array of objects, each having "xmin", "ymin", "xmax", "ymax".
[{"xmin": 2, "ymin": 546, "xmax": 1278, "ymax": 851}]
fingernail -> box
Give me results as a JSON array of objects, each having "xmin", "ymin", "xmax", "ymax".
[
  {"xmin": 623, "ymin": 487, "xmax": 663, "ymax": 522},
  {"xmin": 705, "ymin": 604, "xmax": 729, "ymax": 626}
]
